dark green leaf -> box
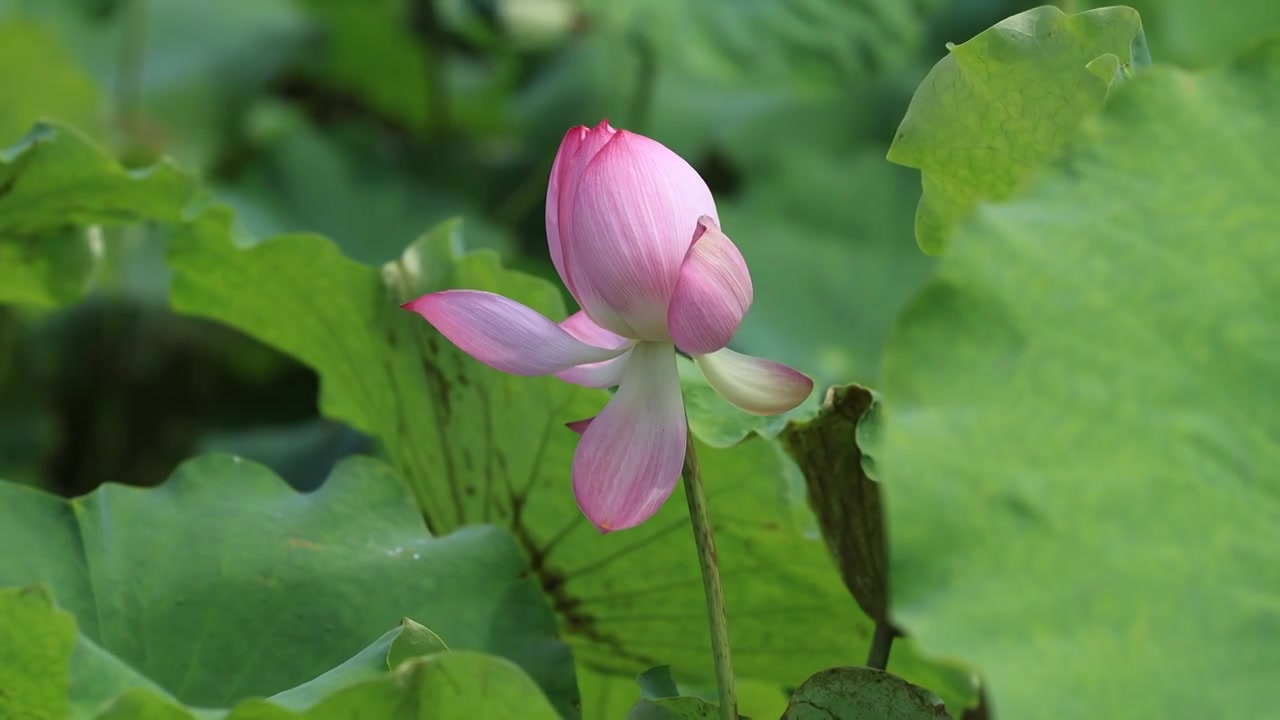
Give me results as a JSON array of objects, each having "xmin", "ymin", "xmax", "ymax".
[
  {"xmin": 636, "ymin": 665, "xmax": 680, "ymax": 700},
  {"xmin": 780, "ymin": 386, "xmax": 888, "ymax": 624},
  {"xmin": 782, "ymin": 667, "xmax": 946, "ymax": 719}
]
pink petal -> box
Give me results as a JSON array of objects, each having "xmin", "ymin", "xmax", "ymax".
[
  {"xmin": 667, "ymin": 217, "xmax": 753, "ymax": 354},
  {"xmin": 559, "ymin": 310, "xmax": 629, "ymax": 349},
  {"xmin": 573, "ymin": 342, "xmax": 687, "ymax": 532},
  {"xmin": 402, "ymin": 290, "xmax": 627, "ymax": 376},
  {"xmin": 565, "ymin": 417, "xmax": 593, "ymax": 435},
  {"xmin": 547, "ymin": 122, "xmax": 614, "ymax": 297},
  {"xmin": 694, "ymin": 348, "xmax": 814, "ymax": 416},
  {"xmin": 548, "ymin": 122, "xmax": 637, "ymax": 337},
  {"xmin": 566, "ymin": 131, "xmax": 718, "ymax": 341},
  {"xmin": 554, "ymin": 310, "xmax": 633, "ymax": 387}
]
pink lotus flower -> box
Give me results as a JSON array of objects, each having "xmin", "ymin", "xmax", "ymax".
[{"xmin": 403, "ymin": 121, "xmax": 812, "ymax": 532}]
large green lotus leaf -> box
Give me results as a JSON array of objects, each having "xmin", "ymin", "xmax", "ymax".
[
  {"xmin": 0, "ymin": 454, "xmax": 576, "ymax": 716},
  {"xmin": 0, "ymin": 20, "xmax": 97, "ymax": 145},
  {"xmin": 93, "ymin": 651, "xmax": 562, "ymax": 720},
  {"xmin": 887, "ymin": 6, "xmax": 1143, "ymax": 254},
  {"xmin": 166, "ymin": 210, "xmax": 970, "ymax": 710},
  {"xmin": 877, "ymin": 41, "xmax": 1280, "ymax": 718},
  {"xmin": 0, "ymin": 586, "xmax": 76, "ymax": 720},
  {"xmin": 0, "ymin": 595, "xmax": 561, "ymax": 720},
  {"xmin": 1084, "ymin": 0, "xmax": 1280, "ymax": 67},
  {"xmin": 0, "ymin": 123, "xmax": 198, "ymax": 307}
]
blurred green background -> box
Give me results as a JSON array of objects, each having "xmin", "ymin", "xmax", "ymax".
[{"xmin": 0, "ymin": 0, "xmax": 1234, "ymax": 497}]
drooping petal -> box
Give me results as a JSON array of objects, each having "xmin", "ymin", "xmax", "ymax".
[
  {"xmin": 573, "ymin": 342, "xmax": 687, "ymax": 532},
  {"xmin": 566, "ymin": 131, "xmax": 718, "ymax": 341},
  {"xmin": 402, "ymin": 290, "xmax": 628, "ymax": 376},
  {"xmin": 667, "ymin": 217, "xmax": 753, "ymax": 354},
  {"xmin": 554, "ymin": 310, "xmax": 633, "ymax": 387},
  {"xmin": 694, "ymin": 347, "xmax": 813, "ymax": 416}
]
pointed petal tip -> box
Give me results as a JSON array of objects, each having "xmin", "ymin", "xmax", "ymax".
[{"xmin": 565, "ymin": 417, "xmax": 593, "ymax": 435}]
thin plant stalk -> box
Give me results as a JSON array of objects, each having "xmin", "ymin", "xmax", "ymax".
[
  {"xmin": 681, "ymin": 428, "xmax": 737, "ymax": 719},
  {"xmin": 866, "ymin": 621, "xmax": 895, "ymax": 670}
]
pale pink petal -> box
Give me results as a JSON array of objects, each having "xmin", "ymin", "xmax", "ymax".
[
  {"xmin": 556, "ymin": 351, "xmax": 632, "ymax": 388},
  {"xmin": 553, "ymin": 310, "xmax": 633, "ymax": 387},
  {"xmin": 402, "ymin": 290, "xmax": 627, "ymax": 376},
  {"xmin": 694, "ymin": 347, "xmax": 813, "ymax": 415},
  {"xmin": 573, "ymin": 342, "xmax": 687, "ymax": 532},
  {"xmin": 567, "ymin": 131, "xmax": 718, "ymax": 341},
  {"xmin": 667, "ymin": 217, "xmax": 753, "ymax": 355},
  {"xmin": 565, "ymin": 417, "xmax": 593, "ymax": 435}
]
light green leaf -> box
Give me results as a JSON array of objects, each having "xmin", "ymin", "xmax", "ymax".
[
  {"xmin": 0, "ymin": 586, "xmax": 77, "ymax": 720},
  {"xmin": 782, "ymin": 667, "xmax": 946, "ymax": 719},
  {"xmin": 887, "ymin": 6, "xmax": 1144, "ymax": 253},
  {"xmin": 878, "ymin": 41, "xmax": 1280, "ymax": 718},
  {"xmin": 166, "ymin": 210, "xmax": 964, "ymax": 708},
  {"xmin": 0, "ymin": 20, "xmax": 97, "ymax": 145},
  {"xmin": 0, "ymin": 123, "xmax": 199, "ymax": 307},
  {"xmin": 0, "ymin": 454, "xmax": 576, "ymax": 717}
]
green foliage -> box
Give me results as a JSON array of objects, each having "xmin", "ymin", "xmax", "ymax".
[
  {"xmin": 878, "ymin": 39, "xmax": 1280, "ymax": 719},
  {"xmin": 166, "ymin": 209, "xmax": 965, "ymax": 708},
  {"xmin": 888, "ymin": 6, "xmax": 1144, "ymax": 253},
  {"xmin": 0, "ymin": 123, "xmax": 198, "ymax": 307},
  {"xmin": 0, "ymin": 455, "xmax": 575, "ymax": 716},
  {"xmin": 5, "ymin": 1, "xmax": 1279, "ymax": 718},
  {"xmin": 782, "ymin": 667, "xmax": 946, "ymax": 719}
]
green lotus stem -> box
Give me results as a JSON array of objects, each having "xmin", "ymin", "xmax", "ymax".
[
  {"xmin": 681, "ymin": 428, "xmax": 738, "ymax": 720},
  {"xmin": 866, "ymin": 621, "xmax": 895, "ymax": 670}
]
